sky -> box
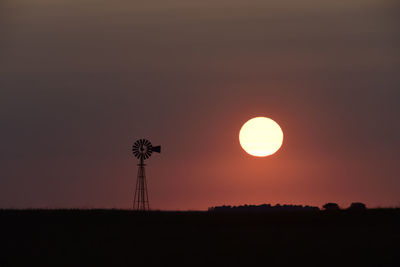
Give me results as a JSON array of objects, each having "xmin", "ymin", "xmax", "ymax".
[{"xmin": 1, "ymin": 0, "xmax": 399, "ymax": 210}]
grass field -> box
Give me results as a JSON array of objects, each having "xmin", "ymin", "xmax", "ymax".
[{"xmin": 1, "ymin": 209, "xmax": 399, "ymax": 266}]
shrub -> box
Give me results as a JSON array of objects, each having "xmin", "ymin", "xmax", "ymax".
[
  {"xmin": 348, "ymin": 202, "xmax": 366, "ymax": 210},
  {"xmin": 322, "ymin": 203, "xmax": 340, "ymax": 211}
]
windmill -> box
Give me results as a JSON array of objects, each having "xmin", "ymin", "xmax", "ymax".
[{"xmin": 131, "ymin": 139, "xmax": 161, "ymax": 211}]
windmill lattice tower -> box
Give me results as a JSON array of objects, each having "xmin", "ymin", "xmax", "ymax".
[{"xmin": 132, "ymin": 139, "xmax": 161, "ymax": 211}]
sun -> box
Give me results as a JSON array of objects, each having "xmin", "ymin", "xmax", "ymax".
[{"xmin": 239, "ymin": 117, "xmax": 284, "ymax": 157}]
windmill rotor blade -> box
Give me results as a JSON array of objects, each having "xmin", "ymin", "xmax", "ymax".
[{"xmin": 145, "ymin": 139, "xmax": 152, "ymax": 148}]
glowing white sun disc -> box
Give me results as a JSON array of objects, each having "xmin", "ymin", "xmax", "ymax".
[{"xmin": 239, "ymin": 117, "xmax": 284, "ymax": 157}]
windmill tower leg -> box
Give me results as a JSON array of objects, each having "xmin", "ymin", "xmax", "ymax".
[{"xmin": 133, "ymin": 158, "xmax": 150, "ymax": 211}]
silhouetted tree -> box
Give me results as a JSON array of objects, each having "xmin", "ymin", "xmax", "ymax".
[
  {"xmin": 322, "ymin": 203, "xmax": 340, "ymax": 211},
  {"xmin": 348, "ymin": 202, "xmax": 366, "ymax": 210}
]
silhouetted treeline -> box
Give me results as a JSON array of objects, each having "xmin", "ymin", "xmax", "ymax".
[
  {"xmin": 322, "ymin": 202, "xmax": 367, "ymax": 211},
  {"xmin": 208, "ymin": 204, "xmax": 320, "ymax": 212},
  {"xmin": 209, "ymin": 202, "xmax": 368, "ymax": 212}
]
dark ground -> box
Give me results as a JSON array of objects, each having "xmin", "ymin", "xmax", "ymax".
[{"xmin": 1, "ymin": 209, "xmax": 399, "ymax": 266}]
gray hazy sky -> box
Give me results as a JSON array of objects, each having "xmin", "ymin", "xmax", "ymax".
[{"xmin": 1, "ymin": 0, "xmax": 399, "ymax": 209}]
